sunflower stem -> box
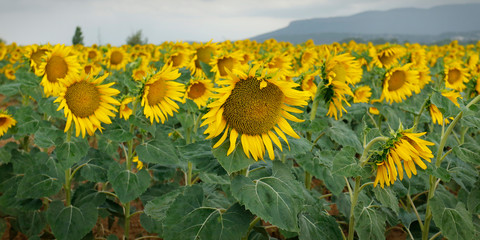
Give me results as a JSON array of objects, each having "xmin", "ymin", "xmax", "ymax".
[
  {"xmin": 124, "ymin": 202, "xmax": 131, "ymax": 240},
  {"xmin": 64, "ymin": 168, "xmax": 72, "ymax": 206},
  {"xmin": 242, "ymin": 216, "xmax": 261, "ymax": 240},
  {"xmin": 413, "ymin": 96, "xmax": 430, "ymax": 132},
  {"xmin": 304, "ymin": 171, "xmax": 312, "ymax": 190},
  {"xmin": 347, "ymin": 177, "xmax": 361, "ymax": 240},
  {"xmin": 359, "ymin": 136, "xmax": 389, "ymax": 166},
  {"xmin": 186, "ymin": 161, "xmax": 193, "ymax": 186}
]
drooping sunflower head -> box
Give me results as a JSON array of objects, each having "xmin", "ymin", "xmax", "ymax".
[
  {"xmin": 24, "ymin": 44, "xmax": 50, "ymax": 74},
  {"xmin": 36, "ymin": 44, "xmax": 81, "ymax": 97},
  {"xmin": 428, "ymin": 103, "xmax": 445, "ymax": 125},
  {"xmin": 373, "ymin": 130, "xmax": 434, "ymax": 188},
  {"xmin": 444, "ymin": 61, "xmax": 470, "ymax": 91},
  {"xmin": 140, "ymin": 64, "xmax": 184, "ymax": 124},
  {"xmin": 184, "ymin": 77, "xmax": 215, "ymax": 108},
  {"xmin": 300, "ymin": 71, "xmax": 319, "ymax": 100},
  {"xmin": 201, "ymin": 64, "xmax": 309, "ymax": 160},
  {"xmin": 106, "ymin": 47, "xmax": 130, "ymax": 70},
  {"xmin": 0, "ymin": 112, "xmax": 17, "ymax": 137},
  {"xmin": 441, "ymin": 90, "xmax": 463, "ymax": 108},
  {"xmin": 119, "ymin": 97, "xmax": 135, "ymax": 120},
  {"xmin": 54, "ymin": 72, "xmax": 120, "ymax": 138},
  {"xmin": 371, "ymin": 45, "xmax": 406, "ymax": 69},
  {"xmin": 380, "ymin": 63, "xmax": 419, "ymax": 104}
]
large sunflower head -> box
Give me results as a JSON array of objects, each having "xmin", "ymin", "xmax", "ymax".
[
  {"xmin": 201, "ymin": 64, "xmax": 309, "ymax": 161},
  {"xmin": 140, "ymin": 64, "xmax": 184, "ymax": 124},
  {"xmin": 380, "ymin": 64, "xmax": 419, "ymax": 104},
  {"xmin": 184, "ymin": 77, "xmax": 215, "ymax": 108},
  {"xmin": 444, "ymin": 61, "xmax": 470, "ymax": 91},
  {"xmin": 106, "ymin": 47, "xmax": 130, "ymax": 70},
  {"xmin": 0, "ymin": 111, "xmax": 17, "ymax": 137},
  {"xmin": 54, "ymin": 72, "xmax": 120, "ymax": 138},
  {"xmin": 36, "ymin": 44, "xmax": 81, "ymax": 97}
]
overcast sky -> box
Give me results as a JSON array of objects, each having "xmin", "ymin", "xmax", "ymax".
[{"xmin": 1, "ymin": 0, "xmax": 479, "ymax": 46}]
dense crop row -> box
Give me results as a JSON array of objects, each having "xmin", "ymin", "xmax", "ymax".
[{"xmin": 0, "ymin": 39, "xmax": 479, "ymax": 240}]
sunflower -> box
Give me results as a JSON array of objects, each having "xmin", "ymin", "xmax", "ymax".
[
  {"xmin": 369, "ymin": 107, "xmax": 380, "ymax": 115},
  {"xmin": 353, "ymin": 85, "xmax": 372, "ymax": 103},
  {"xmin": 184, "ymin": 78, "xmax": 215, "ymax": 108},
  {"xmin": 132, "ymin": 156, "xmax": 144, "ymax": 170},
  {"xmin": 201, "ymin": 64, "xmax": 309, "ymax": 161},
  {"xmin": 324, "ymin": 52, "xmax": 363, "ymax": 85},
  {"xmin": 300, "ymin": 71, "xmax": 319, "ymax": 100},
  {"xmin": 85, "ymin": 47, "xmax": 102, "ymax": 63},
  {"xmin": 374, "ymin": 131, "xmax": 434, "ymax": 188},
  {"xmin": 164, "ymin": 47, "xmax": 194, "ymax": 69},
  {"xmin": 24, "ymin": 44, "xmax": 49, "ymax": 74},
  {"xmin": 266, "ymin": 52, "xmax": 294, "ymax": 79},
  {"xmin": 119, "ymin": 97, "xmax": 135, "ymax": 120},
  {"xmin": 415, "ymin": 65, "xmax": 432, "ymax": 93},
  {"xmin": 132, "ymin": 64, "xmax": 150, "ymax": 81},
  {"xmin": 36, "ymin": 44, "xmax": 81, "ymax": 97},
  {"xmin": 0, "ymin": 112, "xmax": 17, "ymax": 137},
  {"xmin": 106, "ymin": 47, "xmax": 129, "ymax": 70},
  {"xmin": 444, "ymin": 61, "xmax": 469, "ymax": 91},
  {"xmin": 210, "ymin": 51, "xmax": 244, "ymax": 80},
  {"xmin": 323, "ymin": 80, "xmax": 353, "ymax": 120},
  {"xmin": 370, "ymin": 45, "xmax": 406, "ymax": 69},
  {"xmin": 380, "ymin": 64, "xmax": 419, "ymax": 104},
  {"xmin": 441, "ymin": 90, "xmax": 462, "ymax": 107},
  {"xmin": 298, "ymin": 47, "xmax": 318, "ymax": 71},
  {"xmin": 4, "ymin": 64, "xmax": 16, "ymax": 80},
  {"xmin": 189, "ymin": 41, "xmax": 218, "ymax": 77},
  {"xmin": 54, "ymin": 72, "xmax": 120, "ymax": 138},
  {"xmin": 428, "ymin": 103, "xmax": 449, "ymax": 125},
  {"xmin": 141, "ymin": 64, "xmax": 184, "ymax": 124}
]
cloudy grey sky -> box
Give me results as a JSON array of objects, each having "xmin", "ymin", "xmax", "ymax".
[{"xmin": 1, "ymin": 0, "xmax": 479, "ymax": 46}]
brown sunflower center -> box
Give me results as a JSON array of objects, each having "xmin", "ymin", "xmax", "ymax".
[
  {"xmin": 46, "ymin": 56, "xmax": 68, "ymax": 83},
  {"xmin": 447, "ymin": 69, "xmax": 461, "ymax": 84},
  {"xmin": 65, "ymin": 81, "xmax": 100, "ymax": 118},
  {"xmin": 268, "ymin": 57, "xmax": 284, "ymax": 69},
  {"xmin": 88, "ymin": 50, "xmax": 97, "ymax": 60},
  {"xmin": 195, "ymin": 47, "xmax": 214, "ymax": 68},
  {"xmin": 0, "ymin": 117, "xmax": 7, "ymax": 126},
  {"xmin": 146, "ymin": 79, "xmax": 167, "ymax": 106},
  {"xmin": 84, "ymin": 65, "xmax": 92, "ymax": 74},
  {"xmin": 379, "ymin": 52, "xmax": 396, "ymax": 66},
  {"xmin": 110, "ymin": 51, "xmax": 123, "ymax": 65},
  {"xmin": 31, "ymin": 49, "xmax": 47, "ymax": 66},
  {"xmin": 188, "ymin": 82, "xmax": 206, "ymax": 99},
  {"xmin": 217, "ymin": 57, "xmax": 234, "ymax": 76},
  {"xmin": 134, "ymin": 70, "xmax": 146, "ymax": 80},
  {"xmin": 222, "ymin": 77, "xmax": 284, "ymax": 135},
  {"xmin": 388, "ymin": 70, "xmax": 406, "ymax": 91},
  {"xmin": 171, "ymin": 53, "xmax": 184, "ymax": 67}
]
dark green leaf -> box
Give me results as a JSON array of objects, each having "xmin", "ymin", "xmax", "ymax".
[
  {"xmin": 212, "ymin": 136, "xmax": 256, "ymax": 175},
  {"xmin": 453, "ymin": 143, "xmax": 480, "ymax": 165},
  {"xmin": 373, "ymin": 187, "xmax": 399, "ymax": 214},
  {"xmin": 231, "ymin": 161, "xmax": 304, "ymax": 232},
  {"xmin": 136, "ymin": 139, "xmax": 180, "ymax": 166},
  {"xmin": 34, "ymin": 125, "xmax": 64, "ymax": 148},
  {"xmin": 46, "ymin": 201, "xmax": 98, "ymax": 240},
  {"xmin": 333, "ymin": 146, "xmax": 364, "ymax": 177},
  {"xmin": 144, "ymin": 187, "xmax": 184, "ymax": 222},
  {"xmin": 298, "ymin": 208, "xmax": 342, "ymax": 240},
  {"xmin": 102, "ymin": 120, "xmax": 134, "ymax": 142},
  {"xmin": 0, "ymin": 82, "xmax": 21, "ymax": 96},
  {"xmin": 14, "ymin": 106, "xmax": 41, "ymax": 136},
  {"xmin": 79, "ymin": 149, "xmax": 115, "ymax": 183},
  {"xmin": 468, "ymin": 189, "xmax": 480, "ymax": 214},
  {"xmin": 430, "ymin": 195, "xmax": 474, "ymax": 240},
  {"xmin": 17, "ymin": 211, "xmax": 46, "ymax": 237},
  {"xmin": 107, "ymin": 162, "xmax": 150, "ymax": 203},
  {"xmin": 55, "ymin": 138, "xmax": 89, "ymax": 169},
  {"xmin": 326, "ymin": 120, "xmax": 362, "ymax": 153},
  {"xmin": 140, "ymin": 213, "xmax": 163, "ymax": 235},
  {"xmin": 71, "ymin": 182, "xmax": 106, "ymax": 207}
]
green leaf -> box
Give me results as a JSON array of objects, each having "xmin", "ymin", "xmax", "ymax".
[
  {"xmin": 0, "ymin": 82, "xmax": 20, "ymax": 96},
  {"xmin": 14, "ymin": 106, "xmax": 41, "ymax": 136},
  {"xmin": 212, "ymin": 136, "xmax": 256, "ymax": 175},
  {"xmin": 332, "ymin": 146, "xmax": 364, "ymax": 177},
  {"xmin": 102, "ymin": 120, "xmax": 134, "ymax": 142},
  {"xmin": 71, "ymin": 182, "xmax": 106, "ymax": 207},
  {"xmin": 16, "ymin": 160, "xmax": 63, "ymax": 199},
  {"xmin": 34, "ymin": 125, "xmax": 64, "ymax": 148},
  {"xmin": 163, "ymin": 185, "xmax": 254, "ymax": 240},
  {"xmin": 326, "ymin": 120, "xmax": 362, "ymax": 153},
  {"xmin": 231, "ymin": 161, "xmax": 304, "ymax": 232},
  {"xmin": 430, "ymin": 91, "xmax": 461, "ymax": 118},
  {"xmin": 430, "ymin": 195, "xmax": 474, "ymax": 240},
  {"xmin": 298, "ymin": 208, "xmax": 342, "ymax": 240},
  {"xmin": 373, "ymin": 187, "xmax": 399, "ymax": 214},
  {"xmin": 55, "ymin": 137, "xmax": 89, "ymax": 169},
  {"xmin": 46, "ymin": 201, "xmax": 98, "ymax": 240},
  {"xmin": 468, "ymin": 189, "xmax": 480, "ymax": 214},
  {"xmin": 354, "ymin": 203, "xmax": 386, "ymax": 240},
  {"xmin": 0, "ymin": 218, "xmax": 6, "ymax": 237},
  {"xmin": 17, "ymin": 211, "xmax": 46, "ymax": 237},
  {"xmin": 140, "ymin": 213, "xmax": 163, "ymax": 235},
  {"xmin": 107, "ymin": 162, "xmax": 150, "ymax": 203},
  {"xmin": 144, "ymin": 187, "xmax": 184, "ymax": 222},
  {"xmin": 79, "ymin": 149, "xmax": 115, "ymax": 183},
  {"xmin": 136, "ymin": 139, "xmax": 180, "ymax": 166},
  {"xmin": 199, "ymin": 172, "xmax": 230, "ymax": 185},
  {"xmin": 453, "ymin": 143, "xmax": 480, "ymax": 165}
]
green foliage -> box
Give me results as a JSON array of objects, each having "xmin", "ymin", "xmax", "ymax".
[{"xmin": 46, "ymin": 201, "xmax": 98, "ymax": 240}]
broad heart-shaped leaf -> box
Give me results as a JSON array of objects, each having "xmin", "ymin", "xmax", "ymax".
[
  {"xmin": 212, "ymin": 136, "xmax": 256, "ymax": 175},
  {"xmin": 46, "ymin": 201, "xmax": 98, "ymax": 240},
  {"xmin": 430, "ymin": 91, "xmax": 461, "ymax": 118},
  {"xmin": 108, "ymin": 162, "xmax": 151, "ymax": 203},
  {"xmin": 468, "ymin": 189, "xmax": 480, "ymax": 214},
  {"xmin": 354, "ymin": 202, "xmax": 386, "ymax": 240},
  {"xmin": 144, "ymin": 187, "xmax": 184, "ymax": 222},
  {"xmin": 373, "ymin": 187, "xmax": 399, "ymax": 214},
  {"xmin": 34, "ymin": 124, "xmax": 64, "ymax": 148},
  {"xmin": 163, "ymin": 185, "xmax": 253, "ymax": 240},
  {"xmin": 136, "ymin": 138, "xmax": 180, "ymax": 166},
  {"xmin": 55, "ymin": 137, "xmax": 89, "ymax": 170},
  {"xmin": 17, "ymin": 211, "xmax": 46, "ymax": 237},
  {"xmin": 333, "ymin": 146, "xmax": 365, "ymax": 177},
  {"xmin": 298, "ymin": 206, "xmax": 342, "ymax": 240},
  {"xmin": 79, "ymin": 148, "xmax": 115, "ymax": 183},
  {"xmin": 16, "ymin": 155, "xmax": 63, "ymax": 199},
  {"xmin": 453, "ymin": 143, "xmax": 480, "ymax": 165},
  {"xmin": 14, "ymin": 106, "xmax": 41, "ymax": 136},
  {"xmin": 102, "ymin": 119, "xmax": 134, "ymax": 142},
  {"xmin": 430, "ymin": 196, "xmax": 474, "ymax": 240},
  {"xmin": 326, "ymin": 119, "xmax": 362, "ymax": 153},
  {"xmin": 231, "ymin": 161, "xmax": 305, "ymax": 232}
]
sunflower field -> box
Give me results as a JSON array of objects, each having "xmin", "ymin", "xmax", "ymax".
[{"xmin": 0, "ymin": 39, "xmax": 479, "ymax": 240}]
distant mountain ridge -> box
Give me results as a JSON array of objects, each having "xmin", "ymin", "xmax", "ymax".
[{"xmin": 251, "ymin": 3, "xmax": 480, "ymax": 44}]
